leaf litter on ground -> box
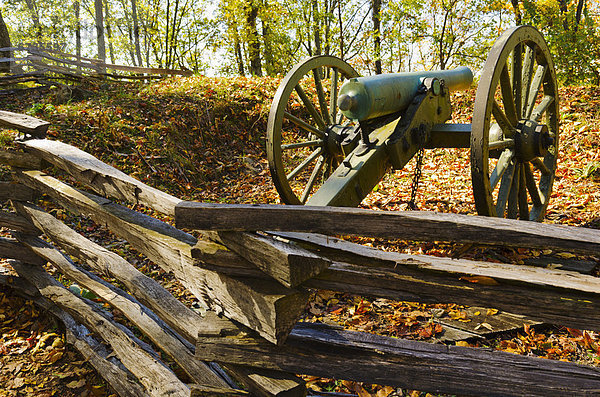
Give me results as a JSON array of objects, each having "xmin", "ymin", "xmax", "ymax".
[{"xmin": 0, "ymin": 79, "xmax": 599, "ymax": 396}]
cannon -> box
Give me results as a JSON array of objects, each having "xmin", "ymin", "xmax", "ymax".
[{"xmin": 266, "ymin": 26, "xmax": 559, "ymax": 221}]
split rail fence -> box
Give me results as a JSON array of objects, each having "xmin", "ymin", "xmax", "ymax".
[
  {"xmin": 0, "ymin": 46, "xmax": 192, "ymax": 96},
  {"xmin": 1, "ymin": 114, "xmax": 600, "ymax": 396}
]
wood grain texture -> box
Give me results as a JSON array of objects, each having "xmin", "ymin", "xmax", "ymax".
[
  {"xmin": 14, "ymin": 229, "xmax": 230, "ymax": 389},
  {"xmin": 0, "ymin": 236, "xmax": 45, "ymax": 264},
  {"xmin": 0, "ymin": 181, "xmax": 35, "ymax": 201},
  {"xmin": 0, "ymin": 110, "xmax": 49, "ymax": 136},
  {"xmin": 190, "ymin": 385, "xmax": 249, "ymax": 396},
  {"xmin": 19, "ymin": 139, "xmax": 181, "ymax": 216},
  {"xmin": 197, "ymin": 322, "xmax": 600, "ymax": 397},
  {"xmin": 13, "ymin": 201, "xmax": 307, "ymax": 397},
  {"xmin": 15, "ymin": 170, "xmax": 308, "ymax": 345},
  {"xmin": 44, "ymin": 298, "xmax": 148, "ymax": 397},
  {"xmin": 196, "ymin": 229, "xmax": 600, "ymax": 331},
  {"xmin": 205, "ymin": 230, "xmax": 330, "ymax": 288},
  {"xmin": 0, "ymin": 149, "xmax": 43, "ymax": 169},
  {"xmin": 175, "ymin": 202, "xmax": 600, "ymax": 254},
  {"xmin": 10, "ymin": 261, "xmax": 190, "ymax": 397},
  {"xmin": 0, "ymin": 210, "xmax": 39, "ymax": 234},
  {"xmin": 284, "ymin": 232, "xmax": 600, "ymax": 332}
]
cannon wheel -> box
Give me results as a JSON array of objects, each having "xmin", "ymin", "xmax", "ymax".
[
  {"xmin": 471, "ymin": 26, "xmax": 559, "ymax": 221},
  {"xmin": 267, "ymin": 56, "xmax": 359, "ymax": 204}
]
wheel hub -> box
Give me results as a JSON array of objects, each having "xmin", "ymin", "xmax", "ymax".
[{"xmin": 515, "ymin": 119, "xmax": 553, "ymax": 162}]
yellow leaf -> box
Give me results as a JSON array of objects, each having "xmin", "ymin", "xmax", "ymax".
[
  {"xmin": 556, "ymin": 252, "xmax": 576, "ymax": 259},
  {"xmin": 460, "ymin": 276, "xmax": 499, "ymax": 285},
  {"xmin": 376, "ymin": 386, "xmax": 395, "ymax": 397},
  {"xmin": 455, "ymin": 341, "xmax": 470, "ymax": 347},
  {"xmin": 66, "ymin": 379, "xmax": 86, "ymax": 389},
  {"xmin": 474, "ymin": 311, "xmax": 481, "ymax": 316},
  {"xmin": 487, "ymin": 308, "xmax": 499, "ymax": 316}
]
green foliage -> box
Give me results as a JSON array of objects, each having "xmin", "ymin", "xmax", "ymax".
[
  {"xmin": 520, "ymin": 0, "xmax": 600, "ymax": 85},
  {"xmin": 1, "ymin": 0, "xmax": 599, "ymax": 82}
]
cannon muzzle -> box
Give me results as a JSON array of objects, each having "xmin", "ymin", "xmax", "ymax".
[{"xmin": 337, "ymin": 66, "xmax": 473, "ymax": 121}]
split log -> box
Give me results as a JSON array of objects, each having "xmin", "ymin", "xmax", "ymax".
[
  {"xmin": 0, "ymin": 210, "xmax": 39, "ymax": 234},
  {"xmin": 0, "ymin": 236, "xmax": 45, "ymax": 264},
  {"xmin": 192, "ymin": 239, "xmax": 262, "ymax": 278},
  {"xmin": 45, "ymin": 299, "xmax": 148, "ymax": 397},
  {"xmin": 14, "ymin": 230, "xmax": 231, "ymax": 389},
  {"xmin": 15, "ymin": 170, "xmax": 308, "ymax": 345},
  {"xmin": 175, "ymin": 202, "xmax": 600, "ymax": 255},
  {"xmin": 2, "ymin": 264, "xmax": 146, "ymax": 396},
  {"xmin": 0, "ymin": 181, "xmax": 35, "ymax": 201},
  {"xmin": 190, "ymin": 385, "xmax": 249, "ymax": 396},
  {"xmin": 0, "ymin": 149, "xmax": 43, "ymax": 169},
  {"xmin": 14, "ymin": 201, "xmax": 306, "ymax": 397},
  {"xmin": 205, "ymin": 230, "xmax": 330, "ymax": 288},
  {"xmin": 13, "ymin": 264, "xmax": 189, "ymax": 396},
  {"xmin": 18, "ymin": 139, "xmax": 181, "ymax": 216},
  {"xmin": 0, "ymin": 110, "xmax": 49, "ymax": 137},
  {"xmin": 10, "ymin": 261, "xmax": 190, "ymax": 396},
  {"xmin": 195, "ymin": 231, "xmax": 600, "ymax": 331},
  {"xmin": 196, "ymin": 321, "xmax": 600, "ymax": 397}
]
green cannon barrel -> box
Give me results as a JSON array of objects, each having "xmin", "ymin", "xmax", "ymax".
[{"xmin": 337, "ymin": 66, "xmax": 473, "ymax": 121}]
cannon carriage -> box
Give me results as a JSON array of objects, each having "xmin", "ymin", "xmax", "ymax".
[{"xmin": 266, "ymin": 25, "xmax": 559, "ymax": 221}]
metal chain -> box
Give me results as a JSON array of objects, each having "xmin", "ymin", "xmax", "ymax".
[
  {"xmin": 408, "ymin": 127, "xmax": 426, "ymax": 210},
  {"xmin": 408, "ymin": 147, "xmax": 424, "ymax": 210}
]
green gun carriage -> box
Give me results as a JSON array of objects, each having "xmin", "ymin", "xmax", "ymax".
[{"xmin": 266, "ymin": 25, "xmax": 559, "ymax": 221}]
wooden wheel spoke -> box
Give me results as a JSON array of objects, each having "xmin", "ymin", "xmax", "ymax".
[
  {"xmin": 295, "ymin": 84, "xmax": 326, "ymax": 130},
  {"xmin": 300, "ymin": 155, "xmax": 325, "ymax": 203},
  {"xmin": 496, "ymin": 161, "xmax": 516, "ymax": 217},
  {"xmin": 512, "ymin": 44, "xmax": 523, "ymax": 119},
  {"xmin": 523, "ymin": 162, "xmax": 543, "ymax": 206},
  {"xmin": 286, "ymin": 148, "xmax": 323, "ymax": 181},
  {"xmin": 521, "ymin": 45, "xmax": 535, "ymax": 116},
  {"xmin": 312, "ymin": 68, "xmax": 331, "ymax": 126},
  {"xmin": 492, "ymin": 100, "xmax": 515, "ymax": 138},
  {"xmin": 329, "ymin": 68, "xmax": 339, "ymax": 123},
  {"xmin": 525, "ymin": 65, "xmax": 547, "ymax": 119},
  {"xmin": 507, "ymin": 162, "xmax": 521, "ymax": 219},
  {"xmin": 499, "ymin": 63, "xmax": 518, "ymax": 126},
  {"xmin": 281, "ymin": 139, "xmax": 323, "ymax": 150},
  {"xmin": 531, "ymin": 157, "xmax": 551, "ymax": 175},
  {"xmin": 530, "ymin": 95, "xmax": 554, "ymax": 122},
  {"xmin": 283, "ymin": 112, "xmax": 325, "ymax": 138},
  {"xmin": 490, "ymin": 149, "xmax": 515, "ymax": 190},
  {"xmin": 518, "ymin": 164, "xmax": 530, "ymax": 219},
  {"xmin": 489, "ymin": 138, "xmax": 514, "ymax": 151}
]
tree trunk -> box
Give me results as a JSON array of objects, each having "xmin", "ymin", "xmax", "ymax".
[
  {"xmin": 94, "ymin": 0, "xmax": 106, "ymax": 62},
  {"xmin": 337, "ymin": 0, "xmax": 344, "ymax": 59},
  {"xmin": 131, "ymin": 0, "xmax": 144, "ymax": 66},
  {"xmin": 574, "ymin": 0, "xmax": 585, "ymax": 32},
  {"xmin": 511, "ymin": 0, "xmax": 521, "ymax": 25},
  {"xmin": 74, "ymin": 1, "xmax": 81, "ymax": 72},
  {"xmin": 104, "ymin": 1, "xmax": 116, "ymax": 64},
  {"xmin": 261, "ymin": 21, "xmax": 274, "ymax": 75},
  {"xmin": 312, "ymin": 0, "xmax": 321, "ymax": 55},
  {"xmin": 372, "ymin": 0, "xmax": 382, "ymax": 74},
  {"xmin": 233, "ymin": 27, "xmax": 245, "ymax": 76},
  {"xmin": 0, "ymin": 9, "xmax": 12, "ymax": 73},
  {"xmin": 245, "ymin": 1, "xmax": 262, "ymax": 76},
  {"xmin": 24, "ymin": 0, "xmax": 43, "ymax": 45}
]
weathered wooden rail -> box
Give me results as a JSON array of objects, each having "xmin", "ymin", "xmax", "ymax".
[
  {"xmin": 1, "ymin": 113, "xmax": 600, "ymax": 396},
  {"xmin": 0, "ymin": 46, "xmax": 192, "ymax": 96}
]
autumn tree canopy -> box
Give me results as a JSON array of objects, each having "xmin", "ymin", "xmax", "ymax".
[{"xmin": 0, "ymin": 0, "xmax": 599, "ymax": 83}]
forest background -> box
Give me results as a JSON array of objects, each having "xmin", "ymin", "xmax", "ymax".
[{"xmin": 0, "ymin": 0, "xmax": 599, "ymax": 84}]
